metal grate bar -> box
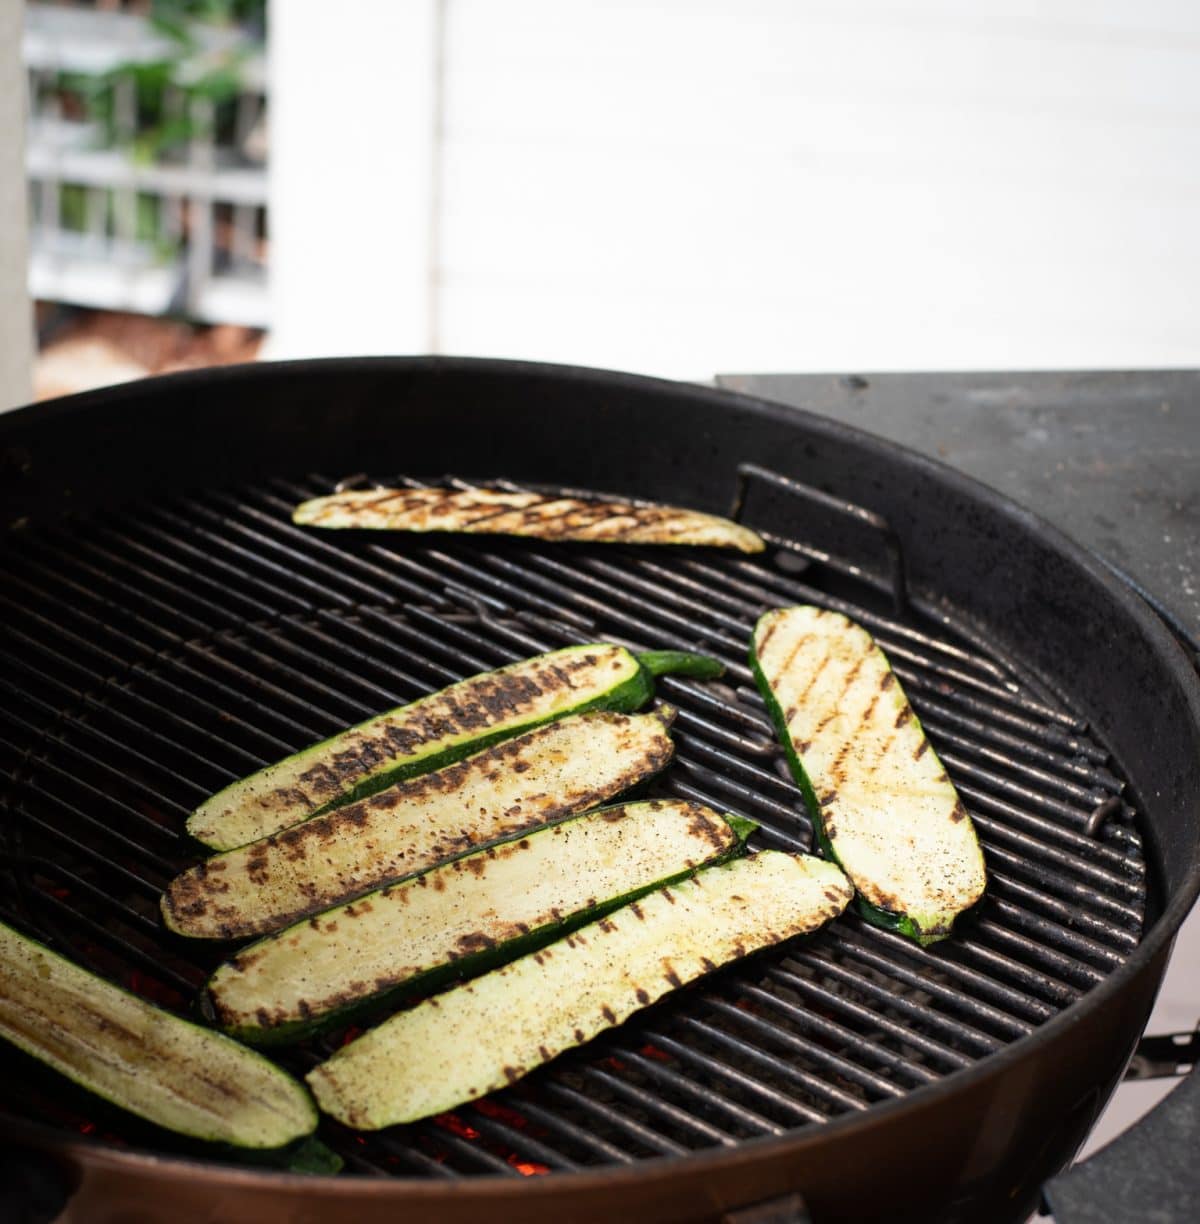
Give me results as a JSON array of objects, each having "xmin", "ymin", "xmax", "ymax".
[
  {"xmin": 4, "ymin": 772, "xmax": 178, "ymax": 880},
  {"xmin": 845, "ymin": 923, "xmax": 1055, "ymax": 1022},
  {"xmin": 819, "ymin": 928, "xmax": 1035, "ymax": 1038},
  {"xmin": 580, "ymin": 1066, "xmax": 736, "ymax": 1147},
  {"xmin": 766, "ymin": 964, "xmax": 974, "ymax": 1072},
  {"xmin": 0, "ymin": 703, "xmax": 191, "ymax": 824},
  {"xmin": 663, "ymin": 1019, "xmax": 839, "ymax": 1123},
  {"xmin": 986, "ymin": 871, "xmax": 1139, "ymax": 953},
  {"xmin": 459, "ymin": 1108, "xmax": 581, "ymax": 1172},
  {"xmin": 938, "ymin": 937, "xmax": 1079, "ymax": 1008},
  {"xmin": 542, "ymin": 1082, "xmax": 689, "ymax": 1157},
  {"xmin": 106, "ymin": 511, "xmax": 315, "ymax": 617},
  {"xmin": 495, "ymin": 1096, "xmax": 636, "ymax": 1165},
  {"xmin": 930, "ymin": 726, "xmax": 1114, "ymax": 806},
  {"xmin": 706, "ymin": 986, "xmax": 921, "ymax": 1095},
  {"xmin": 913, "ymin": 694, "xmax": 1117, "ymax": 787},
  {"xmin": 0, "ymin": 471, "xmax": 1150, "ymax": 1181},
  {"xmin": 780, "ymin": 950, "xmax": 1003, "ymax": 1056},
  {"xmin": 416, "ymin": 1122, "xmax": 524, "ymax": 1177},
  {"xmin": 147, "ymin": 503, "xmax": 359, "ymax": 611},
  {"xmin": 611, "ymin": 1046, "xmax": 783, "ymax": 1137},
  {"xmin": 0, "ymin": 660, "xmax": 220, "ymax": 804},
  {"xmin": 965, "ymin": 805, "xmax": 1142, "ymax": 897}
]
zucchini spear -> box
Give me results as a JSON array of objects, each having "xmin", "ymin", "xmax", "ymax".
[
  {"xmin": 164, "ymin": 708, "xmax": 676, "ymax": 940},
  {"xmin": 306, "ymin": 850, "xmax": 852, "ymax": 1129},
  {"xmin": 189, "ymin": 642, "xmax": 720, "ymax": 852},
  {"xmin": 750, "ymin": 605, "xmax": 987, "ymax": 945},
  {"xmin": 0, "ymin": 919, "xmax": 316, "ymax": 1149},
  {"xmin": 293, "ymin": 486, "xmax": 766, "ymax": 553},
  {"xmin": 205, "ymin": 800, "xmax": 756, "ymax": 1046}
]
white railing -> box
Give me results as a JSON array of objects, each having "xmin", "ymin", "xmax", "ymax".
[{"xmin": 23, "ymin": 3, "xmax": 268, "ymax": 328}]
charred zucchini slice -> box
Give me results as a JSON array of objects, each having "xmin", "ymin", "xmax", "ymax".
[
  {"xmin": 205, "ymin": 800, "xmax": 755, "ymax": 1046},
  {"xmin": 0, "ymin": 920, "xmax": 316, "ymax": 1149},
  {"xmin": 189, "ymin": 642, "xmax": 718, "ymax": 852},
  {"xmin": 164, "ymin": 708, "xmax": 676, "ymax": 940},
  {"xmin": 307, "ymin": 850, "xmax": 851, "ymax": 1128},
  {"xmin": 751, "ymin": 605, "xmax": 987, "ymax": 944},
  {"xmin": 293, "ymin": 486, "xmax": 765, "ymax": 553}
]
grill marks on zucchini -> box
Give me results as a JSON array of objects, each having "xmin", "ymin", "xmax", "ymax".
[
  {"xmin": 751, "ymin": 605, "xmax": 987, "ymax": 945},
  {"xmin": 205, "ymin": 800, "xmax": 753, "ymax": 1046},
  {"xmin": 188, "ymin": 643, "xmax": 665, "ymax": 852},
  {"xmin": 0, "ymin": 920, "xmax": 316, "ymax": 1148},
  {"xmin": 292, "ymin": 487, "xmax": 765, "ymax": 553},
  {"xmin": 306, "ymin": 851, "xmax": 852, "ymax": 1128},
  {"xmin": 163, "ymin": 709, "xmax": 676, "ymax": 940}
]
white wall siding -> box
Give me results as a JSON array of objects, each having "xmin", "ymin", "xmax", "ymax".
[
  {"xmin": 267, "ymin": 0, "xmax": 1200, "ymax": 377},
  {"xmin": 435, "ymin": 0, "xmax": 1200, "ymax": 377}
]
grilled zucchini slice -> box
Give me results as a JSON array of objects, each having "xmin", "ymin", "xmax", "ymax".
[
  {"xmin": 189, "ymin": 642, "xmax": 719, "ymax": 852},
  {"xmin": 293, "ymin": 486, "xmax": 765, "ymax": 552},
  {"xmin": 164, "ymin": 708, "xmax": 676, "ymax": 940},
  {"xmin": 205, "ymin": 800, "xmax": 755, "ymax": 1046},
  {"xmin": 751, "ymin": 605, "xmax": 987, "ymax": 944},
  {"xmin": 0, "ymin": 920, "xmax": 316, "ymax": 1149},
  {"xmin": 307, "ymin": 850, "xmax": 852, "ymax": 1128}
]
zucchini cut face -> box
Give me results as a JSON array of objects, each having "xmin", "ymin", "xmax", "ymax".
[
  {"xmin": 206, "ymin": 800, "xmax": 755, "ymax": 1046},
  {"xmin": 189, "ymin": 642, "xmax": 661, "ymax": 852},
  {"xmin": 751, "ymin": 605, "xmax": 987, "ymax": 945},
  {"xmin": 0, "ymin": 920, "xmax": 316, "ymax": 1149},
  {"xmin": 306, "ymin": 850, "xmax": 852, "ymax": 1129},
  {"xmin": 293, "ymin": 487, "xmax": 766, "ymax": 553},
  {"xmin": 164, "ymin": 708, "xmax": 676, "ymax": 940}
]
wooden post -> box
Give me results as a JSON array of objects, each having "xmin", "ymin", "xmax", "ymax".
[{"xmin": 0, "ymin": 0, "xmax": 33, "ymax": 410}]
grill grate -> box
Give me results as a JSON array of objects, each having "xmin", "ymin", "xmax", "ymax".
[{"xmin": 0, "ymin": 472, "xmax": 1148, "ymax": 1178}]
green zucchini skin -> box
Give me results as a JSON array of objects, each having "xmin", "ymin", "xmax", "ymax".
[
  {"xmin": 189, "ymin": 642, "xmax": 718, "ymax": 852},
  {"xmin": 204, "ymin": 801, "xmax": 756, "ymax": 1047},
  {"xmin": 306, "ymin": 850, "xmax": 852, "ymax": 1129},
  {"xmin": 163, "ymin": 708, "xmax": 677, "ymax": 941},
  {"xmin": 0, "ymin": 919, "xmax": 316, "ymax": 1149},
  {"xmin": 750, "ymin": 605, "xmax": 988, "ymax": 946}
]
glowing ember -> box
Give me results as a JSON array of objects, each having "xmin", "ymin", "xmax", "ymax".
[
  {"xmin": 434, "ymin": 1112, "xmax": 480, "ymax": 1141},
  {"xmin": 509, "ymin": 1157, "xmax": 549, "ymax": 1177},
  {"xmin": 474, "ymin": 1098, "xmax": 530, "ymax": 1129},
  {"xmin": 639, "ymin": 1042, "xmax": 672, "ymax": 1062}
]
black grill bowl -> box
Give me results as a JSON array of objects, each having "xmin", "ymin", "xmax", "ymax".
[{"xmin": 1, "ymin": 357, "xmax": 1198, "ymax": 1224}]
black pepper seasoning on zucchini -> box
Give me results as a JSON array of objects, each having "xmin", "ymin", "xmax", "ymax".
[
  {"xmin": 188, "ymin": 642, "xmax": 720, "ymax": 852},
  {"xmin": 164, "ymin": 707, "xmax": 679, "ymax": 940},
  {"xmin": 204, "ymin": 800, "xmax": 757, "ymax": 1046},
  {"xmin": 750, "ymin": 605, "xmax": 986, "ymax": 944}
]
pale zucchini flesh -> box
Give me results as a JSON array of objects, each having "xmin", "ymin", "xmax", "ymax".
[
  {"xmin": 163, "ymin": 708, "xmax": 675, "ymax": 940},
  {"xmin": 293, "ymin": 486, "xmax": 766, "ymax": 553},
  {"xmin": 751, "ymin": 605, "xmax": 987, "ymax": 945},
  {"xmin": 0, "ymin": 920, "xmax": 316, "ymax": 1149},
  {"xmin": 206, "ymin": 800, "xmax": 755, "ymax": 1046},
  {"xmin": 307, "ymin": 850, "xmax": 852, "ymax": 1129},
  {"xmin": 189, "ymin": 643, "xmax": 659, "ymax": 852}
]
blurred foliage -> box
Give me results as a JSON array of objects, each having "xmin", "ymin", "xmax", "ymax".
[{"xmin": 59, "ymin": 0, "xmax": 265, "ymax": 163}]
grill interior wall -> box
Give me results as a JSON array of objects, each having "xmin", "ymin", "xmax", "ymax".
[{"xmin": 0, "ymin": 474, "xmax": 1148, "ymax": 1178}]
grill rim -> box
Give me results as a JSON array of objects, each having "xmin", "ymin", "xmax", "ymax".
[{"xmin": 1, "ymin": 356, "xmax": 1198, "ymax": 1208}]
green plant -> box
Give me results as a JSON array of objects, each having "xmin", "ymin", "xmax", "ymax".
[{"xmin": 61, "ymin": 0, "xmax": 265, "ymax": 164}]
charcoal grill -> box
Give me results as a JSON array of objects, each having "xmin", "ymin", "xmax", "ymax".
[{"xmin": 1, "ymin": 357, "xmax": 1197, "ymax": 1224}]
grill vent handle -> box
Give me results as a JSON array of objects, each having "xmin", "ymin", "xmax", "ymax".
[
  {"xmin": 730, "ymin": 463, "xmax": 910, "ymax": 617},
  {"xmin": 720, "ymin": 1190, "xmax": 810, "ymax": 1224}
]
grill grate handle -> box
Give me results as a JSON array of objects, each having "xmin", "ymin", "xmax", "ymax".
[{"xmin": 729, "ymin": 463, "xmax": 910, "ymax": 616}]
